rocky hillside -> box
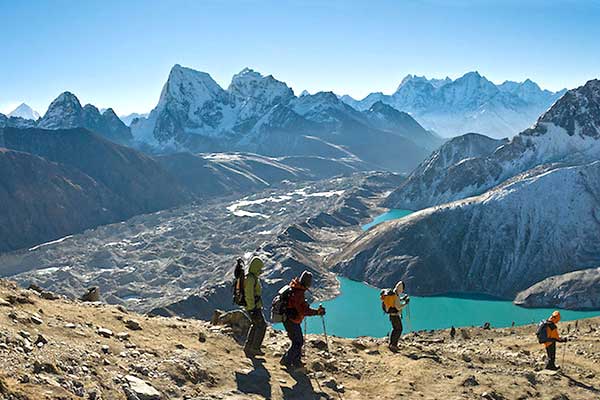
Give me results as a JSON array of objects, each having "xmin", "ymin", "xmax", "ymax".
[
  {"xmin": 333, "ymin": 161, "xmax": 600, "ymax": 300},
  {"xmin": 385, "ymin": 79, "xmax": 600, "ymax": 210},
  {"xmin": 515, "ymin": 267, "xmax": 600, "ymax": 310},
  {"xmin": 1, "ymin": 279, "xmax": 599, "ymax": 400},
  {"xmin": 0, "ymin": 149, "xmax": 124, "ymax": 252},
  {"xmin": 384, "ymin": 133, "xmax": 508, "ymax": 209},
  {"xmin": 0, "ymin": 127, "xmax": 191, "ymax": 253}
]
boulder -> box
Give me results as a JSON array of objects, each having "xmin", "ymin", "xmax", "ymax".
[
  {"xmin": 81, "ymin": 287, "xmax": 100, "ymax": 302},
  {"xmin": 124, "ymin": 375, "xmax": 161, "ymax": 400},
  {"xmin": 211, "ymin": 309, "xmax": 251, "ymax": 338},
  {"xmin": 124, "ymin": 319, "xmax": 142, "ymax": 331}
]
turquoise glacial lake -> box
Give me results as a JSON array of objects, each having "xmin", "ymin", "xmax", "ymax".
[{"xmin": 275, "ymin": 209, "xmax": 600, "ymax": 338}]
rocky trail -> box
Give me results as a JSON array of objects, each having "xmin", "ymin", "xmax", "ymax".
[{"xmin": 1, "ymin": 279, "xmax": 600, "ymax": 400}]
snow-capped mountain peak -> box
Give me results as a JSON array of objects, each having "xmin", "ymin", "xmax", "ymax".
[
  {"xmin": 161, "ymin": 64, "xmax": 227, "ymax": 109},
  {"xmin": 8, "ymin": 103, "xmax": 40, "ymax": 120},
  {"xmin": 38, "ymin": 91, "xmax": 84, "ymax": 129},
  {"xmin": 528, "ymin": 79, "xmax": 600, "ymax": 139},
  {"xmin": 228, "ymin": 67, "xmax": 294, "ymax": 108}
]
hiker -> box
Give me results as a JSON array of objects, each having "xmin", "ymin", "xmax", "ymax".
[
  {"xmin": 381, "ymin": 280, "xmax": 410, "ymax": 351},
  {"xmin": 537, "ymin": 311, "xmax": 567, "ymax": 370},
  {"xmin": 243, "ymin": 257, "xmax": 267, "ymax": 357},
  {"xmin": 280, "ymin": 271, "xmax": 325, "ymax": 371}
]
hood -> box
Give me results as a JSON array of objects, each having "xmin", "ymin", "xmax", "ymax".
[
  {"xmin": 248, "ymin": 257, "xmax": 264, "ymax": 275},
  {"xmin": 394, "ymin": 281, "xmax": 405, "ymax": 295}
]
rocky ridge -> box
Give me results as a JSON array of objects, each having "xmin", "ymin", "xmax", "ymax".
[{"xmin": 1, "ymin": 279, "xmax": 600, "ymax": 399}]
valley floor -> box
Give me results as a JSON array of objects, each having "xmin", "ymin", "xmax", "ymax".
[{"xmin": 1, "ymin": 279, "xmax": 600, "ymax": 400}]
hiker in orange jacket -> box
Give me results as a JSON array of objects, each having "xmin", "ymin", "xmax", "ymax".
[{"xmin": 543, "ymin": 311, "xmax": 567, "ymax": 370}]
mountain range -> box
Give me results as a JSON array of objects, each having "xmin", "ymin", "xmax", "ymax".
[
  {"xmin": 130, "ymin": 65, "xmax": 440, "ymax": 172},
  {"xmin": 340, "ymin": 72, "xmax": 565, "ymax": 138},
  {"xmin": 334, "ymin": 79, "xmax": 600, "ymax": 308}
]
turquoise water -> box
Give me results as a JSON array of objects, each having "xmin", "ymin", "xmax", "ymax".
[
  {"xmin": 273, "ymin": 208, "xmax": 600, "ymax": 338},
  {"xmin": 275, "ymin": 277, "xmax": 600, "ymax": 338},
  {"xmin": 361, "ymin": 209, "xmax": 413, "ymax": 230}
]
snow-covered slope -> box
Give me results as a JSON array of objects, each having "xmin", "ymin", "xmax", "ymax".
[
  {"xmin": 37, "ymin": 92, "xmax": 132, "ymax": 144},
  {"xmin": 340, "ymin": 72, "xmax": 565, "ymax": 138},
  {"xmin": 8, "ymin": 103, "xmax": 40, "ymax": 120},
  {"xmin": 334, "ymin": 161, "xmax": 600, "ymax": 298},
  {"xmin": 385, "ymin": 79, "xmax": 600, "ymax": 209},
  {"xmin": 131, "ymin": 65, "xmax": 436, "ymax": 172}
]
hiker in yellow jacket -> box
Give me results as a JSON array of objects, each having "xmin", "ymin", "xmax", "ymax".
[
  {"xmin": 381, "ymin": 280, "xmax": 410, "ymax": 352},
  {"xmin": 243, "ymin": 257, "xmax": 267, "ymax": 357},
  {"xmin": 543, "ymin": 311, "xmax": 567, "ymax": 370}
]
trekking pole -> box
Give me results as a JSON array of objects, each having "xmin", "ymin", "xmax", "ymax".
[
  {"xmin": 562, "ymin": 339, "xmax": 567, "ymax": 369},
  {"xmin": 320, "ymin": 303, "xmax": 330, "ymax": 355},
  {"xmin": 303, "ymin": 319, "xmax": 307, "ymax": 356}
]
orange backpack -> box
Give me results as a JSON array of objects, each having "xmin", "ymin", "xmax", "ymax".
[{"xmin": 380, "ymin": 289, "xmax": 398, "ymax": 314}]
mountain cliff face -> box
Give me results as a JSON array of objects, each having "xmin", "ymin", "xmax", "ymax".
[
  {"xmin": 0, "ymin": 148, "xmax": 124, "ymax": 253},
  {"xmin": 0, "ymin": 127, "xmax": 191, "ymax": 252},
  {"xmin": 386, "ymin": 79, "xmax": 600, "ymax": 210},
  {"xmin": 385, "ymin": 133, "xmax": 508, "ymax": 209},
  {"xmin": 37, "ymin": 92, "xmax": 132, "ymax": 145},
  {"xmin": 131, "ymin": 65, "xmax": 435, "ymax": 172},
  {"xmin": 334, "ymin": 161, "xmax": 600, "ymax": 299},
  {"xmin": 340, "ymin": 72, "xmax": 565, "ymax": 138}
]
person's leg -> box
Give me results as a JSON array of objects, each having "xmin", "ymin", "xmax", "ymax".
[
  {"xmin": 252, "ymin": 310, "xmax": 267, "ymax": 351},
  {"xmin": 281, "ymin": 320, "xmax": 296, "ymax": 365},
  {"xmin": 287, "ymin": 322, "xmax": 304, "ymax": 366},
  {"xmin": 389, "ymin": 315, "xmax": 402, "ymax": 348},
  {"xmin": 545, "ymin": 343, "xmax": 556, "ymax": 369},
  {"xmin": 244, "ymin": 310, "xmax": 263, "ymax": 353}
]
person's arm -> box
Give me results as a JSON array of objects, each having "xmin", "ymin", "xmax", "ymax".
[
  {"xmin": 394, "ymin": 296, "xmax": 408, "ymax": 312},
  {"xmin": 244, "ymin": 276, "xmax": 256, "ymax": 310}
]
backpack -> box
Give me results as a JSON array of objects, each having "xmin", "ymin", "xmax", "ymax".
[
  {"xmin": 536, "ymin": 320, "xmax": 549, "ymax": 344},
  {"xmin": 271, "ymin": 285, "xmax": 293, "ymax": 323},
  {"xmin": 380, "ymin": 289, "xmax": 398, "ymax": 314},
  {"xmin": 232, "ymin": 258, "xmax": 246, "ymax": 306}
]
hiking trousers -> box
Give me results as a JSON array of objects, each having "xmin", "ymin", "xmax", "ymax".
[
  {"xmin": 389, "ymin": 314, "xmax": 403, "ymax": 347},
  {"xmin": 545, "ymin": 342, "xmax": 556, "ymax": 368},
  {"xmin": 245, "ymin": 309, "xmax": 266, "ymax": 352},
  {"xmin": 282, "ymin": 320, "xmax": 304, "ymax": 366}
]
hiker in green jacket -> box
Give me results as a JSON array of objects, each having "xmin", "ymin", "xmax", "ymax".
[{"xmin": 243, "ymin": 257, "xmax": 267, "ymax": 357}]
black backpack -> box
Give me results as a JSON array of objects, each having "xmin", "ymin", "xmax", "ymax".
[
  {"xmin": 232, "ymin": 258, "xmax": 246, "ymax": 306},
  {"xmin": 271, "ymin": 285, "xmax": 293, "ymax": 323},
  {"xmin": 536, "ymin": 320, "xmax": 549, "ymax": 343}
]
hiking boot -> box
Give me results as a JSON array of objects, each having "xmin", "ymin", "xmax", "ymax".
[
  {"xmin": 545, "ymin": 364, "xmax": 560, "ymax": 371},
  {"xmin": 389, "ymin": 344, "xmax": 399, "ymax": 353},
  {"xmin": 289, "ymin": 362, "xmax": 307, "ymax": 374}
]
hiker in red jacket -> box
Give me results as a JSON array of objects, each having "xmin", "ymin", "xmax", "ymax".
[{"xmin": 280, "ymin": 270, "xmax": 325, "ymax": 371}]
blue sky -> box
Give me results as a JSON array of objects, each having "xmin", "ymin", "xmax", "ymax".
[{"xmin": 1, "ymin": 0, "xmax": 599, "ymax": 115}]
